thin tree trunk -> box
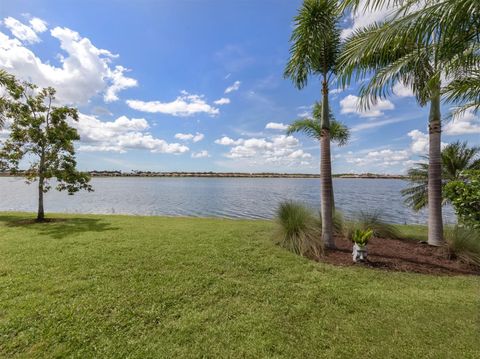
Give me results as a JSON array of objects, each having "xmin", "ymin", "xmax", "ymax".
[
  {"xmin": 37, "ymin": 152, "xmax": 45, "ymax": 222},
  {"xmin": 320, "ymin": 80, "xmax": 335, "ymax": 249},
  {"xmin": 37, "ymin": 174, "xmax": 45, "ymax": 221},
  {"xmin": 427, "ymin": 92, "xmax": 443, "ymax": 246}
]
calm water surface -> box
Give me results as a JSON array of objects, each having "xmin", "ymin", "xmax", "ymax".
[{"xmin": 0, "ymin": 177, "xmax": 456, "ymax": 224}]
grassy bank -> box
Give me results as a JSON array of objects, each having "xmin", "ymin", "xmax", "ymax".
[{"xmin": 0, "ymin": 212, "xmax": 478, "ymax": 358}]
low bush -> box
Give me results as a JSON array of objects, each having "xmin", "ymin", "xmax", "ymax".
[
  {"xmin": 274, "ymin": 201, "xmax": 323, "ymax": 259},
  {"xmin": 444, "ymin": 226, "xmax": 480, "ymax": 267},
  {"xmin": 354, "ymin": 211, "xmax": 400, "ymax": 239}
]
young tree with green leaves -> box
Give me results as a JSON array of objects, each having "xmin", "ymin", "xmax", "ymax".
[
  {"xmin": 0, "ymin": 78, "xmax": 92, "ymax": 222},
  {"xmin": 402, "ymin": 142, "xmax": 480, "ymax": 211},
  {"xmin": 284, "ymin": 0, "xmax": 341, "ymax": 249}
]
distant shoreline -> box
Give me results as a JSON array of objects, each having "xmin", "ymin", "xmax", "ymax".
[{"xmin": 0, "ymin": 171, "xmax": 406, "ymax": 179}]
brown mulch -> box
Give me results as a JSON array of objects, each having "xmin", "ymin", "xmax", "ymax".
[{"xmin": 322, "ymin": 236, "xmax": 480, "ymax": 276}]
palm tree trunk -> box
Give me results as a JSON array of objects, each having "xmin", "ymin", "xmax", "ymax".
[
  {"xmin": 320, "ymin": 80, "xmax": 335, "ymax": 249},
  {"xmin": 427, "ymin": 92, "xmax": 443, "ymax": 246}
]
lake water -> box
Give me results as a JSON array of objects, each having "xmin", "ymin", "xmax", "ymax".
[{"xmin": 0, "ymin": 177, "xmax": 456, "ymax": 224}]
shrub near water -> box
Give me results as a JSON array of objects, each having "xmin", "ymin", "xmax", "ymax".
[
  {"xmin": 274, "ymin": 201, "xmax": 323, "ymax": 259},
  {"xmin": 445, "ymin": 226, "xmax": 480, "ymax": 267}
]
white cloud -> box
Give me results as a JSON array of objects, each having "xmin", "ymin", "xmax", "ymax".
[
  {"xmin": 219, "ymin": 135, "xmax": 311, "ymax": 167},
  {"xmin": 29, "ymin": 18, "xmax": 48, "ymax": 33},
  {"xmin": 214, "ymin": 97, "xmax": 230, "ymax": 105},
  {"xmin": 340, "ymin": 94, "xmax": 394, "ymax": 117},
  {"xmin": 75, "ymin": 114, "xmax": 189, "ymax": 154},
  {"xmin": 0, "ymin": 18, "xmax": 137, "ymax": 104},
  {"xmin": 265, "ymin": 122, "xmax": 288, "ymax": 131},
  {"xmin": 408, "ymin": 129, "xmax": 447, "ymax": 155},
  {"xmin": 104, "ymin": 65, "xmax": 138, "ymax": 102},
  {"xmin": 343, "ymin": 148, "xmax": 410, "ymax": 169},
  {"xmin": 408, "ymin": 129, "xmax": 429, "ymax": 154},
  {"xmin": 214, "ymin": 136, "xmax": 244, "ymax": 146},
  {"xmin": 224, "ymin": 80, "xmax": 241, "ymax": 94},
  {"xmin": 175, "ymin": 132, "xmax": 204, "ymax": 142},
  {"xmin": 191, "ymin": 150, "xmax": 209, "ymax": 158},
  {"xmin": 393, "ymin": 82, "xmax": 414, "ymax": 98},
  {"xmin": 3, "ymin": 17, "xmax": 40, "ymax": 44},
  {"xmin": 126, "ymin": 91, "xmax": 219, "ymax": 117},
  {"xmin": 444, "ymin": 109, "xmax": 480, "ymax": 135}
]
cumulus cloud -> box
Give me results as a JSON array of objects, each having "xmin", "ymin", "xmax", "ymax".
[
  {"xmin": 126, "ymin": 91, "xmax": 219, "ymax": 117},
  {"xmin": 265, "ymin": 122, "xmax": 288, "ymax": 131},
  {"xmin": 3, "ymin": 17, "xmax": 40, "ymax": 43},
  {"xmin": 74, "ymin": 114, "xmax": 188, "ymax": 154},
  {"xmin": 214, "ymin": 136, "xmax": 244, "ymax": 146},
  {"xmin": 174, "ymin": 132, "xmax": 204, "ymax": 142},
  {"xmin": 340, "ymin": 94, "xmax": 394, "ymax": 117},
  {"xmin": 29, "ymin": 18, "xmax": 48, "ymax": 33},
  {"xmin": 214, "ymin": 97, "xmax": 230, "ymax": 105},
  {"xmin": 217, "ymin": 135, "xmax": 311, "ymax": 167},
  {"xmin": 393, "ymin": 82, "xmax": 415, "ymax": 98},
  {"xmin": 408, "ymin": 129, "xmax": 429, "ymax": 154},
  {"xmin": 408, "ymin": 129, "xmax": 448, "ymax": 155},
  {"xmin": 191, "ymin": 150, "xmax": 209, "ymax": 158},
  {"xmin": 0, "ymin": 17, "xmax": 137, "ymax": 104},
  {"xmin": 224, "ymin": 80, "xmax": 241, "ymax": 94},
  {"xmin": 341, "ymin": 148, "xmax": 411, "ymax": 170},
  {"xmin": 444, "ymin": 109, "xmax": 480, "ymax": 135}
]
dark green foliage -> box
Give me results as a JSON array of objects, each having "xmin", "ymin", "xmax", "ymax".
[
  {"xmin": 274, "ymin": 201, "xmax": 323, "ymax": 259},
  {"xmin": 402, "ymin": 141, "xmax": 480, "ymax": 211},
  {"xmin": 444, "ymin": 225, "xmax": 480, "ymax": 267},
  {"xmin": 284, "ymin": 0, "xmax": 340, "ymax": 89},
  {"xmin": 445, "ymin": 170, "xmax": 480, "ymax": 228}
]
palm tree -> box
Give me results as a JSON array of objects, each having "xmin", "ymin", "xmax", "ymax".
[
  {"xmin": 287, "ymin": 102, "xmax": 350, "ymax": 146},
  {"xmin": 284, "ymin": 0, "xmax": 341, "ymax": 249},
  {"xmin": 338, "ymin": 0, "xmax": 479, "ymax": 246},
  {"xmin": 337, "ymin": 6, "xmax": 477, "ymax": 246},
  {"xmin": 402, "ymin": 141, "xmax": 480, "ymax": 211}
]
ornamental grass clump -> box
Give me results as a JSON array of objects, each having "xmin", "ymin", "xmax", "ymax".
[
  {"xmin": 274, "ymin": 201, "xmax": 323, "ymax": 259},
  {"xmin": 444, "ymin": 226, "xmax": 480, "ymax": 267}
]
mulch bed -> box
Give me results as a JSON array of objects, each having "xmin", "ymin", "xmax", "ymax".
[{"xmin": 322, "ymin": 236, "xmax": 480, "ymax": 276}]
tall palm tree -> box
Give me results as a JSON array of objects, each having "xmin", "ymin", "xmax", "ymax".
[
  {"xmin": 337, "ymin": 2, "xmax": 477, "ymax": 245},
  {"xmin": 338, "ymin": 0, "xmax": 479, "ymax": 246},
  {"xmin": 402, "ymin": 141, "xmax": 480, "ymax": 211},
  {"xmin": 284, "ymin": 0, "xmax": 341, "ymax": 249}
]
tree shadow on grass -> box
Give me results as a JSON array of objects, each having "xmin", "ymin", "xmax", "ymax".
[{"xmin": 0, "ymin": 214, "xmax": 119, "ymax": 239}]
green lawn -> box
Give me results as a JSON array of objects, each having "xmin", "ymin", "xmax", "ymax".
[{"xmin": 0, "ymin": 212, "xmax": 478, "ymax": 358}]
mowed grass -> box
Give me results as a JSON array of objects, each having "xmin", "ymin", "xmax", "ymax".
[{"xmin": 0, "ymin": 213, "xmax": 478, "ymax": 358}]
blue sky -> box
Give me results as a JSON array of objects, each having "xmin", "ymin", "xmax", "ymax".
[{"xmin": 1, "ymin": 0, "xmax": 479, "ymax": 174}]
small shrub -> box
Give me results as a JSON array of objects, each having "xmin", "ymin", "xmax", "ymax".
[
  {"xmin": 444, "ymin": 226, "xmax": 480, "ymax": 267},
  {"xmin": 352, "ymin": 228, "xmax": 373, "ymax": 247},
  {"xmin": 274, "ymin": 201, "xmax": 323, "ymax": 259},
  {"xmin": 445, "ymin": 170, "xmax": 480, "ymax": 229}
]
